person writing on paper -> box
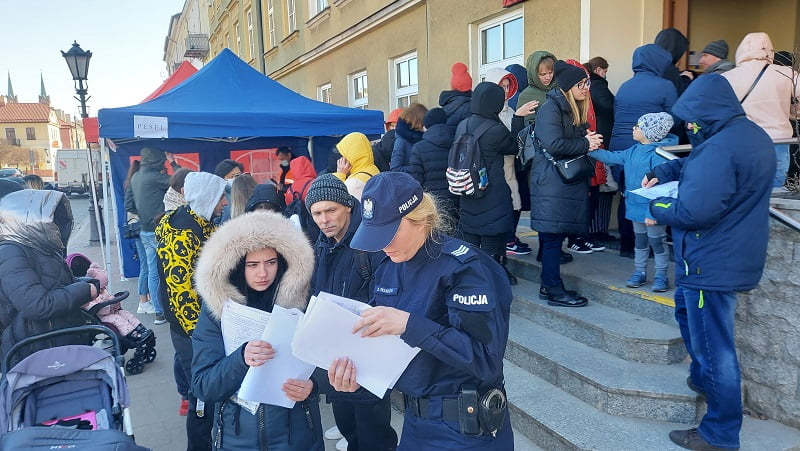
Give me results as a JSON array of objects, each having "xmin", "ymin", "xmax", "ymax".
[
  {"xmin": 589, "ymin": 112, "xmax": 677, "ymax": 292},
  {"xmin": 330, "ymin": 171, "xmax": 514, "ymax": 450},
  {"xmin": 191, "ymin": 211, "xmax": 324, "ymax": 450}
]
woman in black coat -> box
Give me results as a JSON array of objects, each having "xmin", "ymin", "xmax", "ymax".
[
  {"xmin": 531, "ymin": 61, "xmax": 603, "ymax": 307},
  {"xmin": 457, "ymin": 82, "xmax": 525, "ymax": 284}
]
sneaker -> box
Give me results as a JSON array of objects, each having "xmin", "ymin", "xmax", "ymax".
[
  {"xmin": 626, "ymin": 272, "xmax": 647, "ymax": 288},
  {"xmin": 137, "ymin": 301, "xmax": 156, "ymax": 314},
  {"xmin": 652, "ymin": 274, "xmax": 669, "ymax": 292},
  {"xmin": 335, "ymin": 437, "xmax": 349, "ymax": 451},
  {"xmin": 506, "ymin": 241, "xmax": 531, "ymax": 255},
  {"xmin": 324, "ymin": 426, "xmax": 343, "ymax": 440},
  {"xmin": 583, "ymin": 239, "xmax": 606, "ymax": 252},
  {"xmin": 668, "ymin": 428, "xmax": 733, "ymax": 451},
  {"xmin": 567, "ymin": 241, "xmax": 593, "ymax": 254},
  {"xmin": 514, "ymin": 237, "xmax": 532, "ymax": 251},
  {"xmin": 178, "ymin": 398, "xmax": 189, "ymax": 416},
  {"xmin": 154, "ymin": 314, "xmax": 167, "ymax": 325}
]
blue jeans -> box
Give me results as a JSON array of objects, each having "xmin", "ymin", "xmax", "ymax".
[
  {"xmin": 139, "ymin": 232, "xmax": 163, "ymax": 315},
  {"xmin": 774, "ymin": 144, "xmax": 789, "ymax": 187},
  {"xmin": 133, "ymin": 238, "xmax": 148, "ymax": 297},
  {"xmin": 674, "ymin": 287, "xmax": 742, "ymax": 449},
  {"xmin": 539, "ymin": 232, "xmax": 565, "ymax": 289}
]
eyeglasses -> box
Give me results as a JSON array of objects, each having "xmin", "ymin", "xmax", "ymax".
[{"xmin": 577, "ymin": 79, "xmax": 591, "ymax": 90}]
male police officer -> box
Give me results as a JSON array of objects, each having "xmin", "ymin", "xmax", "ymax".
[{"xmin": 306, "ymin": 174, "xmax": 398, "ymax": 451}]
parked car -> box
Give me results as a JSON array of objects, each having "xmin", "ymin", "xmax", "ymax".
[{"xmin": 0, "ymin": 168, "xmax": 23, "ymax": 178}]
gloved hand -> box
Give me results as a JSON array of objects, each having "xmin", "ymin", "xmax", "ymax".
[{"xmin": 76, "ymin": 277, "xmax": 101, "ymax": 298}]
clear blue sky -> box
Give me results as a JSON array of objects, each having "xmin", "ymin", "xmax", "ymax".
[{"xmin": 0, "ymin": 0, "xmax": 185, "ymax": 118}]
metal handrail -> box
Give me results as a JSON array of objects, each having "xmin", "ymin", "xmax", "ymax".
[{"xmin": 655, "ymin": 138, "xmax": 800, "ymax": 233}]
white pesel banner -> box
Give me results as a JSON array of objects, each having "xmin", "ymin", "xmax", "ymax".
[{"xmin": 133, "ymin": 115, "xmax": 169, "ymax": 138}]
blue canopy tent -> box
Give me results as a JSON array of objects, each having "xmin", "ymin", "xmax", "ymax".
[{"xmin": 98, "ymin": 48, "xmax": 384, "ymax": 277}]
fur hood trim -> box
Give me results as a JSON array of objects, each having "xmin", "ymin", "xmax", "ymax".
[{"xmin": 194, "ymin": 211, "xmax": 314, "ymax": 319}]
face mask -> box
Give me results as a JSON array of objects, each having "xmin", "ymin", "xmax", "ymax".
[
  {"xmin": 226, "ymin": 178, "xmax": 236, "ymax": 187},
  {"xmin": 280, "ymin": 160, "xmax": 290, "ymax": 167}
]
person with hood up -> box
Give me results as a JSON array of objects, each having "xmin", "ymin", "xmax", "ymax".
[
  {"xmin": 156, "ymin": 171, "xmax": 228, "ymax": 451},
  {"xmin": 334, "ymin": 132, "xmax": 380, "ymax": 200},
  {"xmin": 408, "ymin": 108, "xmax": 459, "ymax": 225},
  {"xmin": 192, "ymin": 212, "xmax": 323, "ymax": 451},
  {"xmin": 530, "ymin": 61, "xmax": 603, "ymax": 308},
  {"xmin": 438, "ymin": 62, "xmax": 473, "ymax": 126},
  {"xmin": 609, "ymin": 44, "xmax": 677, "ymax": 258},
  {"xmin": 654, "ymin": 27, "xmax": 693, "ymax": 95},
  {"xmin": 723, "ymin": 32, "xmax": 800, "ymax": 190},
  {"xmin": 283, "ymin": 156, "xmax": 317, "ymax": 206},
  {"xmin": 246, "ymin": 183, "xmax": 285, "ymax": 214},
  {"xmin": 484, "ymin": 67, "xmax": 539, "ymax": 255},
  {"xmin": 390, "ymin": 103, "xmax": 427, "ymax": 173},
  {"xmin": 126, "ymin": 146, "xmax": 179, "ymax": 325},
  {"xmin": 698, "ymin": 40, "xmax": 734, "ymax": 74},
  {"xmin": 0, "ymin": 189, "xmax": 98, "ymax": 365},
  {"xmin": 456, "ymin": 81, "xmax": 523, "ymax": 285},
  {"xmin": 517, "ymin": 50, "xmax": 557, "ymax": 124},
  {"xmin": 372, "ymin": 108, "xmax": 403, "ymax": 172},
  {"xmin": 644, "ymin": 74, "xmax": 775, "ymax": 451},
  {"xmin": 306, "ymin": 174, "xmax": 398, "ymax": 451},
  {"xmin": 504, "ymin": 63, "xmax": 529, "ymax": 111}
]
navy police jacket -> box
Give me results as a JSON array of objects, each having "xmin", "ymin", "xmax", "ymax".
[
  {"xmin": 373, "ymin": 235, "xmax": 512, "ymax": 397},
  {"xmin": 650, "ymin": 74, "xmax": 775, "ymax": 292}
]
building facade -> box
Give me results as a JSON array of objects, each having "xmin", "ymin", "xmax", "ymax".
[{"xmin": 164, "ymin": 0, "xmax": 211, "ymax": 75}]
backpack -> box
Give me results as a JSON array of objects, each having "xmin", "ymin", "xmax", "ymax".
[
  {"xmin": 446, "ymin": 119, "xmax": 494, "ymax": 198},
  {"xmin": 516, "ymin": 123, "xmax": 537, "ymax": 171},
  {"xmin": 285, "ymin": 181, "xmax": 320, "ymax": 243}
]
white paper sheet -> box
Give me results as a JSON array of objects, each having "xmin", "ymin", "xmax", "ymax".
[
  {"xmin": 291, "ymin": 292, "xmax": 420, "ymax": 397},
  {"xmin": 238, "ymin": 306, "xmax": 316, "ymax": 409},
  {"xmin": 629, "ymin": 181, "xmax": 680, "ymax": 200},
  {"xmin": 220, "ymin": 300, "xmax": 271, "ymax": 356}
]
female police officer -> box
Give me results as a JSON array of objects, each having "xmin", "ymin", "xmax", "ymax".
[{"xmin": 328, "ymin": 171, "xmax": 514, "ymax": 450}]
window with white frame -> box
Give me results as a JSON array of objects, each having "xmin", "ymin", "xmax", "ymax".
[
  {"xmin": 287, "ymin": 0, "xmax": 297, "ymax": 33},
  {"xmin": 318, "ymin": 83, "xmax": 332, "ymax": 104},
  {"xmin": 309, "ymin": 0, "xmax": 328, "ymax": 16},
  {"xmin": 348, "ymin": 71, "xmax": 368, "ymax": 109},
  {"xmin": 478, "ymin": 12, "xmax": 523, "ymax": 80},
  {"xmin": 391, "ymin": 52, "xmax": 418, "ymax": 109},
  {"xmin": 267, "ymin": 0, "xmax": 276, "ymax": 47},
  {"xmin": 234, "ymin": 21, "xmax": 242, "ymax": 56},
  {"xmin": 246, "ymin": 9, "xmax": 254, "ymax": 58}
]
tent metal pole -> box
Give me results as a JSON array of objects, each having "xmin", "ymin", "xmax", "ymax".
[
  {"xmin": 100, "ymin": 139, "xmax": 114, "ymax": 279},
  {"xmin": 86, "ymin": 144, "xmax": 106, "ymax": 264}
]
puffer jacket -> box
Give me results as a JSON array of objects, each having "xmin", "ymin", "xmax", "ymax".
[
  {"xmin": 530, "ymin": 89, "xmax": 590, "ymax": 236},
  {"xmin": 457, "ymin": 82, "xmax": 516, "ymax": 237},
  {"xmin": 284, "ymin": 156, "xmax": 317, "ymax": 206},
  {"xmin": 654, "ymin": 28, "xmax": 692, "ymax": 95},
  {"xmin": 334, "ymin": 132, "xmax": 380, "ymax": 200},
  {"xmin": 438, "ymin": 90, "xmax": 472, "ymax": 126},
  {"xmin": 485, "ymin": 67, "xmax": 523, "ymax": 210},
  {"xmin": 408, "ymin": 124, "xmax": 458, "ymax": 216},
  {"xmin": 371, "ymin": 129, "xmax": 396, "ymax": 172},
  {"xmin": 517, "ymin": 50, "xmax": 557, "ymax": 124},
  {"xmin": 191, "ymin": 212, "xmax": 322, "ymax": 451},
  {"xmin": 127, "ymin": 147, "xmax": 175, "ymax": 232},
  {"xmin": 609, "ymin": 44, "xmax": 677, "ymax": 151},
  {"xmin": 389, "ymin": 119, "xmax": 424, "ymax": 173},
  {"xmin": 723, "ymin": 32, "xmax": 800, "ymax": 139},
  {"xmin": 650, "ymin": 74, "xmax": 775, "ymax": 291},
  {"xmin": 0, "ymin": 190, "xmax": 92, "ymax": 364}
]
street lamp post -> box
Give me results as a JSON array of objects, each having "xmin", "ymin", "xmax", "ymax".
[{"xmin": 61, "ymin": 41, "xmax": 103, "ymax": 243}]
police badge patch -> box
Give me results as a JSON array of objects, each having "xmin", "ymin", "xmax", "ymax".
[{"xmin": 363, "ymin": 198, "xmax": 374, "ymax": 220}]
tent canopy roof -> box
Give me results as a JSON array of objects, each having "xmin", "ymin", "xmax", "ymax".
[{"xmin": 98, "ymin": 48, "xmax": 383, "ymax": 139}]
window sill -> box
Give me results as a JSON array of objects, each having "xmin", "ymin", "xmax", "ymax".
[
  {"xmin": 280, "ymin": 30, "xmax": 300, "ymax": 46},
  {"xmin": 264, "ymin": 46, "xmax": 278, "ymax": 59},
  {"xmin": 305, "ymin": 7, "xmax": 330, "ymax": 29},
  {"xmin": 332, "ymin": 0, "xmax": 352, "ymax": 7}
]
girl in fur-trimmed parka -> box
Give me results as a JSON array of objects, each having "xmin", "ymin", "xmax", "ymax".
[{"xmin": 191, "ymin": 211, "xmax": 324, "ymax": 450}]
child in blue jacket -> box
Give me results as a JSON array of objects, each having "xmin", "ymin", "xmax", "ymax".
[{"xmin": 590, "ymin": 112, "xmax": 677, "ymax": 291}]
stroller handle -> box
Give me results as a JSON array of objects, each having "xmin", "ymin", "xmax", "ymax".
[
  {"xmin": 1, "ymin": 325, "xmax": 123, "ymax": 374},
  {"xmin": 86, "ymin": 291, "xmax": 130, "ymax": 316}
]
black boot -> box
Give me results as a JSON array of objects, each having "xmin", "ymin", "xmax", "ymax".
[{"xmin": 496, "ymin": 254, "xmax": 518, "ymax": 286}]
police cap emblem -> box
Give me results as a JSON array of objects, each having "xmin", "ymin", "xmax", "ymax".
[{"xmin": 362, "ymin": 198, "xmax": 374, "ymax": 220}]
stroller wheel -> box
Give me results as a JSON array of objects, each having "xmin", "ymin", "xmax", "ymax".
[
  {"xmin": 125, "ymin": 356, "xmax": 145, "ymax": 375},
  {"xmin": 142, "ymin": 346, "xmax": 157, "ymax": 364}
]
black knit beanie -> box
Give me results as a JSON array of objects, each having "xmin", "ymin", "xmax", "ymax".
[
  {"xmin": 305, "ymin": 174, "xmax": 355, "ymax": 210},
  {"xmin": 554, "ymin": 60, "xmax": 587, "ymax": 90},
  {"xmin": 423, "ymin": 108, "xmax": 448, "ymax": 128}
]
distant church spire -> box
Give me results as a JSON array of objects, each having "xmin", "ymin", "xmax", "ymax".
[
  {"xmin": 6, "ymin": 72, "xmax": 18, "ymax": 103},
  {"xmin": 39, "ymin": 72, "xmax": 50, "ymax": 105}
]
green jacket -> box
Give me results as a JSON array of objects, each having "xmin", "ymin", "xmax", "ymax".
[{"xmin": 517, "ymin": 50, "xmax": 557, "ymax": 124}]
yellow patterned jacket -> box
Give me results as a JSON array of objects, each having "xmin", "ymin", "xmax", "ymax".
[{"xmin": 155, "ymin": 205, "xmax": 216, "ymax": 334}]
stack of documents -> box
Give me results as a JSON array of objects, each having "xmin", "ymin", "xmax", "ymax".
[
  {"xmin": 629, "ymin": 181, "xmax": 679, "ymax": 200},
  {"xmin": 291, "ymin": 292, "xmax": 421, "ymax": 397}
]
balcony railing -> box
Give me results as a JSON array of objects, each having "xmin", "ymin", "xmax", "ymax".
[{"xmin": 184, "ymin": 34, "xmax": 210, "ymax": 59}]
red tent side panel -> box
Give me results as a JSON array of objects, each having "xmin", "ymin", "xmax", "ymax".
[
  {"xmin": 141, "ymin": 61, "xmax": 198, "ymax": 103},
  {"xmin": 83, "ymin": 117, "xmax": 99, "ymax": 144}
]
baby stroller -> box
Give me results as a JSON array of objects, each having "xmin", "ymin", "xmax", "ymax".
[
  {"xmin": 0, "ymin": 325, "xmax": 148, "ymax": 450},
  {"xmin": 66, "ymin": 253, "xmax": 157, "ymax": 375}
]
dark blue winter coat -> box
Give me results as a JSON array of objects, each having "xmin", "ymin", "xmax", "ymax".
[
  {"xmin": 650, "ymin": 74, "xmax": 775, "ymax": 292},
  {"xmin": 529, "ymin": 89, "xmax": 591, "ymax": 236},
  {"xmin": 408, "ymin": 123, "xmax": 458, "ymax": 214},
  {"xmin": 438, "ymin": 90, "xmax": 472, "ymax": 126},
  {"xmin": 389, "ymin": 119, "xmax": 424, "ymax": 173},
  {"xmin": 591, "ymin": 134, "xmax": 677, "ymax": 222},
  {"xmin": 609, "ymin": 44, "xmax": 677, "ymax": 152},
  {"xmin": 457, "ymin": 82, "xmax": 516, "ymax": 237}
]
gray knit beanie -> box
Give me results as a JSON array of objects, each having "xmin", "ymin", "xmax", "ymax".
[
  {"xmin": 701, "ymin": 40, "xmax": 728, "ymax": 60},
  {"xmin": 305, "ymin": 174, "xmax": 355, "ymax": 210},
  {"xmin": 637, "ymin": 112, "xmax": 674, "ymax": 143}
]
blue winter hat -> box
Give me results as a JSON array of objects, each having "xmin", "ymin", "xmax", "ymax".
[
  {"xmin": 637, "ymin": 112, "xmax": 674, "ymax": 143},
  {"xmin": 351, "ymin": 172, "xmax": 423, "ymax": 252}
]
